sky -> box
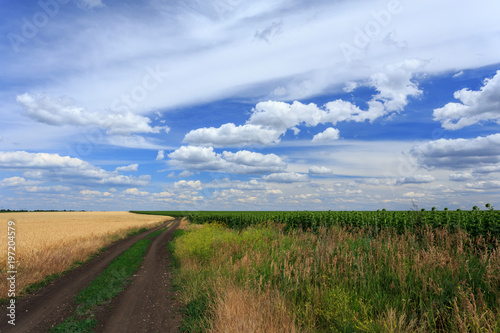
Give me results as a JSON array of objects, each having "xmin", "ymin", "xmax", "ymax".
[{"xmin": 0, "ymin": 0, "xmax": 499, "ymax": 211}]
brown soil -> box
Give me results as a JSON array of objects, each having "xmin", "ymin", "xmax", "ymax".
[{"xmin": 0, "ymin": 219, "xmax": 181, "ymax": 333}]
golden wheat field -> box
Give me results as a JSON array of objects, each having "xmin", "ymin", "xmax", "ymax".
[{"xmin": 1, "ymin": 211, "xmax": 172, "ymax": 298}]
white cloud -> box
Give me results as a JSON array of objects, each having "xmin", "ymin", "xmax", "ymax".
[
  {"xmin": 0, "ymin": 177, "xmax": 42, "ymax": 187},
  {"xmin": 473, "ymin": 163, "xmax": 500, "ymax": 174},
  {"xmin": 174, "ymin": 180, "xmax": 203, "ymax": 190},
  {"xmin": 124, "ymin": 188, "xmax": 149, "ymax": 196},
  {"xmin": 312, "ymin": 128, "xmax": 340, "ymax": 143},
  {"xmin": 403, "ymin": 192, "xmax": 426, "ymax": 198},
  {"xmin": 156, "ymin": 150, "xmax": 165, "ymax": 160},
  {"xmin": 248, "ymin": 100, "xmax": 330, "ymax": 132},
  {"xmin": 309, "ymin": 166, "xmax": 333, "ymax": 175},
  {"xmin": 222, "ymin": 150, "xmax": 284, "ymax": 168},
  {"xmin": 449, "ymin": 172, "xmax": 473, "ymax": 181},
  {"xmin": 412, "ymin": 134, "xmax": 500, "ymax": 169},
  {"xmin": 152, "ymin": 191, "xmax": 174, "ymax": 198},
  {"xmin": 81, "ymin": 189, "xmax": 113, "ymax": 197},
  {"xmin": 24, "ymin": 185, "xmax": 71, "ymax": 192},
  {"xmin": 183, "ymin": 123, "xmax": 282, "ymax": 147},
  {"xmin": 466, "ymin": 181, "xmax": 500, "ymax": 190},
  {"xmin": 184, "ymin": 60, "xmax": 422, "ymax": 147},
  {"xmin": 16, "ymin": 93, "xmax": 168, "ymax": 135},
  {"xmin": 396, "ymin": 175, "xmax": 435, "ymax": 184},
  {"xmin": 262, "ymin": 172, "xmax": 309, "ymax": 183},
  {"xmin": 115, "ymin": 164, "xmax": 139, "ymax": 172},
  {"xmin": 168, "ymin": 146, "xmax": 287, "ymax": 174},
  {"xmin": 0, "ymin": 151, "xmax": 150, "ymax": 186},
  {"xmin": 178, "ymin": 170, "xmax": 194, "ymax": 178},
  {"xmin": 343, "ymin": 81, "xmax": 358, "ymax": 93},
  {"xmin": 453, "ymin": 71, "xmax": 464, "ymax": 78},
  {"xmin": 433, "ymin": 70, "xmax": 500, "ymax": 130},
  {"xmin": 168, "ymin": 146, "xmax": 225, "ymax": 171}
]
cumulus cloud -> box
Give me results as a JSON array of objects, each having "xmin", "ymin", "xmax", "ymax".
[
  {"xmin": 178, "ymin": 170, "xmax": 194, "ymax": 178},
  {"xmin": 16, "ymin": 93, "xmax": 168, "ymax": 135},
  {"xmin": 0, "ymin": 151, "xmax": 150, "ymax": 186},
  {"xmin": 81, "ymin": 189, "xmax": 113, "ymax": 197},
  {"xmin": 248, "ymin": 100, "xmax": 332, "ymax": 132},
  {"xmin": 449, "ymin": 172, "xmax": 473, "ymax": 181},
  {"xmin": 411, "ymin": 134, "xmax": 500, "ymax": 169},
  {"xmin": 396, "ymin": 175, "xmax": 435, "ymax": 184},
  {"xmin": 183, "ymin": 123, "xmax": 282, "ymax": 147},
  {"xmin": 156, "ymin": 150, "xmax": 165, "ymax": 160},
  {"xmin": 168, "ymin": 146, "xmax": 287, "ymax": 174},
  {"xmin": 466, "ymin": 181, "xmax": 500, "ymax": 190},
  {"xmin": 473, "ymin": 163, "xmax": 500, "ymax": 174},
  {"xmin": 309, "ymin": 166, "xmax": 333, "ymax": 175},
  {"xmin": 262, "ymin": 172, "xmax": 309, "ymax": 183},
  {"xmin": 312, "ymin": 128, "xmax": 340, "ymax": 143},
  {"xmin": 183, "ymin": 60, "xmax": 422, "ymax": 147},
  {"xmin": 222, "ymin": 150, "xmax": 284, "ymax": 168},
  {"xmin": 0, "ymin": 177, "xmax": 42, "ymax": 186},
  {"xmin": 124, "ymin": 188, "xmax": 149, "ymax": 196},
  {"xmin": 174, "ymin": 180, "xmax": 202, "ymax": 190},
  {"xmin": 115, "ymin": 164, "xmax": 139, "ymax": 172},
  {"xmin": 403, "ymin": 192, "xmax": 426, "ymax": 198},
  {"xmin": 433, "ymin": 70, "xmax": 500, "ymax": 130}
]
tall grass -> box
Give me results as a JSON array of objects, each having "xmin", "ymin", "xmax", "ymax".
[{"xmin": 171, "ymin": 222, "xmax": 500, "ymax": 332}]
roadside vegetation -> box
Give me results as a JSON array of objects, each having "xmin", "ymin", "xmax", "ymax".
[{"xmin": 165, "ymin": 206, "xmax": 500, "ymax": 332}]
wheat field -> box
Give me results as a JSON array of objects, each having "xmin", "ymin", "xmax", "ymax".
[{"xmin": 1, "ymin": 211, "xmax": 172, "ymax": 298}]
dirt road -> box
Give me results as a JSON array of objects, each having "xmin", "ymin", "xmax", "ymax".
[
  {"xmin": 96, "ymin": 219, "xmax": 182, "ymax": 333},
  {"xmin": 0, "ymin": 220, "xmax": 181, "ymax": 333}
]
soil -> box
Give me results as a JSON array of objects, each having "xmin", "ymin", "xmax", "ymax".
[{"xmin": 0, "ymin": 219, "xmax": 182, "ymax": 333}]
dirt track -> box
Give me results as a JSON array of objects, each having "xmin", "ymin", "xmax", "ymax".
[{"xmin": 0, "ymin": 220, "xmax": 181, "ymax": 333}]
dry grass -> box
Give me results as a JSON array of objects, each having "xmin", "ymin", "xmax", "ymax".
[
  {"xmin": 1, "ymin": 211, "xmax": 171, "ymax": 297},
  {"xmin": 210, "ymin": 280, "xmax": 299, "ymax": 333}
]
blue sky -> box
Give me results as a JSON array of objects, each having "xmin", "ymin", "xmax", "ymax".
[{"xmin": 1, "ymin": 0, "xmax": 499, "ymax": 211}]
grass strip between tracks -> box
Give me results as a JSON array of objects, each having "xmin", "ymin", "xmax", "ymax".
[{"xmin": 50, "ymin": 226, "xmax": 168, "ymax": 332}]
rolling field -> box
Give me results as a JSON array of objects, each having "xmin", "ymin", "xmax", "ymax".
[{"xmin": 0, "ymin": 211, "xmax": 171, "ymax": 298}]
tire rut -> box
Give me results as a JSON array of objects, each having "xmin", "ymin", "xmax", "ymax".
[
  {"xmin": 0, "ymin": 220, "xmax": 174, "ymax": 333},
  {"xmin": 95, "ymin": 219, "xmax": 182, "ymax": 333}
]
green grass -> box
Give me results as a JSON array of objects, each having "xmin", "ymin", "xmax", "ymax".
[
  {"xmin": 50, "ymin": 228, "xmax": 166, "ymax": 332},
  {"xmin": 171, "ymin": 222, "xmax": 500, "ymax": 332}
]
